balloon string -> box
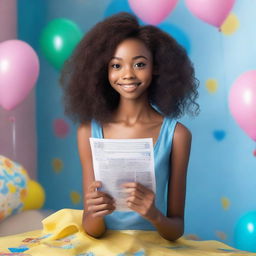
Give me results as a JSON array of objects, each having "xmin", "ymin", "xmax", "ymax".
[{"xmin": 9, "ymin": 116, "xmax": 16, "ymax": 160}]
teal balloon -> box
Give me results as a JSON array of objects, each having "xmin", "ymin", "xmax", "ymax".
[
  {"xmin": 234, "ymin": 211, "xmax": 256, "ymax": 252},
  {"xmin": 40, "ymin": 18, "xmax": 83, "ymax": 70},
  {"xmin": 158, "ymin": 23, "xmax": 190, "ymax": 54}
]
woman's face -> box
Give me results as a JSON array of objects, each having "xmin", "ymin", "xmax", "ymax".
[{"xmin": 108, "ymin": 38, "xmax": 153, "ymax": 101}]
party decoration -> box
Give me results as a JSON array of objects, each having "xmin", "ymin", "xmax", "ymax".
[
  {"xmin": 206, "ymin": 79, "xmax": 218, "ymax": 93},
  {"xmin": 70, "ymin": 191, "xmax": 81, "ymax": 205},
  {"xmin": 54, "ymin": 118, "xmax": 70, "ymax": 138},
  {"xmin": 213, "ymin": 130, "xmax": 226, "ymax": 141},
  {"xmin": 0, "ymin": 40, "xmax": 39, "ymax": 110},
  {"xmin": 9, "ymin": 247, "xmax": 29, "ymax": 253},
  {"xmin": 229, "ymin": 70, "xmax": 256, "ymax": 141},
  {"xmin": 22, "ymin": 180, "xmax": 45, "ymax": 210},
  {"xmin": 40, "ymin": 18, "xmax": 83, "ymax": 70},
  {"xmin": 0, "ymin": 155, "xmax": 45, "ymax": 221},
  {"xmin": 220, "ymin": 13, "xmax": 240, "ymax": 35},
  {"xmin": 234, "ymin": 211, "xmax": 256, "ymax": 252},
  {"xmin": 128, "ymin": 0, "xmax": 179, "ymax": 25},
  {"xmin": 52, "ymin": 158, "xmax": 64, "ymax": 173},
  {"xmin": 221, "ymin": 197, "xmax": 230, "ymax": 210},
  {"xmin": 0, "ymin": 155, "xmax": 28, "ymax": 221},
  {"xmin": 185, "ymin": 0, "xmax": 235, "ymax": 28},
  {"xmin": 158, "ymin": 23, "xmax": 190, "ymax": 53}
]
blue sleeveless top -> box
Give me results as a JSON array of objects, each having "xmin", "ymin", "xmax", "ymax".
[{"xmin": 91, "ymin": 117, "xmax": 177, "ymax": 230}]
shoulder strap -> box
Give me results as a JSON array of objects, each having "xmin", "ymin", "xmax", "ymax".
[
  {"xmin": 91, "ymin": 119, "xmax": 103, "ymax": 138},
  {"xmin": 155, "ymin": 118, "xmax": 177, "ymax": 155}
]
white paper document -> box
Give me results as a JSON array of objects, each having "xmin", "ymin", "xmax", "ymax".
[{"xmin": 89, "ymin": 138, "xmax": 156, "ymax": 211}]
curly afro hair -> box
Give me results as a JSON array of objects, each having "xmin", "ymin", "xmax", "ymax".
[{"xmin": 60, "ymin": 12, "xmax": 199, "ymax": 124}]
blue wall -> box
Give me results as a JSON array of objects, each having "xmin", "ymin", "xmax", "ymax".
[{"xmin": 19, "ymin": 0, "xmax": 256, "ymax": 247}]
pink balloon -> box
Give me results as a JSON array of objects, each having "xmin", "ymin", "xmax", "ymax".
[
  {"xmin": 128, "ymin": 0, "xmax": 179, "ymax": 25},
  {"xmin": 0, "ymin": 40, "xmax": 39, "ymax": 110},
  {"xmin": 185, "ymin": 0, "xmax": 235, "ymax": 28},
  {"xmin": 229, "ymin": 70, "xmax": 256, "ymax": 141}
]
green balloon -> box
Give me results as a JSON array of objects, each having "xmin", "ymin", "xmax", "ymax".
[{"xmin": 40, "ymin": 18, "xmax": 83, "ymax": 70}]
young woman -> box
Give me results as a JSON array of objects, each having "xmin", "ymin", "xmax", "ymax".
[{"xmin": 61, "ymin": 12, "xmax": 199, "ymax": 241}]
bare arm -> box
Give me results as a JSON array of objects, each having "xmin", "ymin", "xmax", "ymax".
[
  {"xmin": 123, "ymin": 122, "xmax": 191, "ymax": 241},
  {"xmin": 77, "ymin": 124, "xmax": 115, "ymax": 238},
  {"xmin": 151, "ymin": 122, "xmax": 191, "ymax": 240}
]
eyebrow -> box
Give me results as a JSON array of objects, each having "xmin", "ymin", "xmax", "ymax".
[{"xmin": 111, "ymin": 55, "xmax": 148, "ymax": 60}]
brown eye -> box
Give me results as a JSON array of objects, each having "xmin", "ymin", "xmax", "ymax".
[
  {"xmin": 111, "ymin": 63, "xmax": 121, "ymax": 69},
  {"xmin": 135, "ymin": 62, "xmax": 146, "ymax": 68}
]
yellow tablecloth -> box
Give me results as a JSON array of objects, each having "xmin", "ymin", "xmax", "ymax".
[{"xmin": 0, "ymin": 209, "xmax": 255, "ymax": 256}]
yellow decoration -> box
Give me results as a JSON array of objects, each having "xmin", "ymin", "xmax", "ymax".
[
  {"xmin": 20, "ymin": 188, "xmax": 27, "ymax": 201},
  {"xmin": 20, "ymin": 168, "xmax": 29, "ymax": 179},
  {"xmin": 1, "ymin": 209, "xmax": 251, "ymax": 255},
  {"xmin": 221, "ymin": 197, "xmax": 230, "ymax": 210},
  {"xmin": 70, "ymin": 191, "xmax": 81, "ymax": 205},
  {"xmin": 221, "ymin": 13, "xmax": 240, "ymax": 35},
  {"xmin": 0, "ymin": 155, "xmax": 30, "ymax": 220},
  {"xmin": 4, "ymin": 158, "xmax": 13, "ymax": 169},
  {"xmin": 7, "ymin": 183, "xmax": 17, "ymax": 193},
  {"xmin": 22, "ymin": 180, "xmax": 45, "ymax": 210},
  {"xmin": 52, "ymin": 158, "xmax": 63, "ymax": 173},
  {"xmin": 206, "ymin": 79, "xmax": 218, "ymax": 93}
]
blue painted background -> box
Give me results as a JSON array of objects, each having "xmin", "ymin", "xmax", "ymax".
[{"xmin": 18, "ymin": 0, "xmax": 256, "ymax": 247}]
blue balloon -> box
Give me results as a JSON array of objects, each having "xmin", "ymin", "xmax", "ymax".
[
  {"xmin": 234, "ymin": 211, "xmax": 256, "ymax": 252},
  {"xmin": 158, "ymin": 23, "xmax": 191, "ymax": 54},
  {"xmin": 104, "ymin": 0, "xmax": 133, "ymax": 18}
]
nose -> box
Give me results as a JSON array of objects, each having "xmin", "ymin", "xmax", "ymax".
[{"xmin": 122, "ymin": 66, "xmax": 135, "ymax": 80}]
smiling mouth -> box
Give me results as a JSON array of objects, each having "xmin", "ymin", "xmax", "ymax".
[
  {"xmin": 118, "ymin": 83, "xmax": 141, "ymax": 88},
  {"xmin": 117, "ymin": 82, "xmax": 141, "ymax": 92}
]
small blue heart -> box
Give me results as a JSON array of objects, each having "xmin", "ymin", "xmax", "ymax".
[
  {"xmin": 213, "ymin": 130, "xmax": 226, "ymax": 141},
  {"xmin": 8, "ymin": 247, "xmax": 29, "ymax": 253}
]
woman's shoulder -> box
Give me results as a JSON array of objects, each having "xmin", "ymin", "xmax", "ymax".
[
  {"xmin": 77, "ymin": 122, "xmax": 91, "ymax": 139},
  {"xmin": 173, "ymin": 121, "xmax": 192, "ymax": 143}
]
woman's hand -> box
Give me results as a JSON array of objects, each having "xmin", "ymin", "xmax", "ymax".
[
  {"xmin": 85, "ymin": 181, "xmax": 115, "ymax": 218},
  {"xmin": 122, "ymin": 182, "xmax": 160, "ymax": 222}
]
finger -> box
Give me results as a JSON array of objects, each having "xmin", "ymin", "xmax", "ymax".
[
  {"xmin": 88, "ymin": 181, "xmax": 102, "ymax": 192},
  {"xmin": 92, "ymin": 209, "xmax": 115, "ymax": 218},
  {"xmin": 123, "ymin": 183, "xmax": 153, "ymax": 198},
  {"xmin": 86, "ymin": 191, "xmax": 114, "ymax": 200},
  {"xmin": 122, "ymin": 182, "xmax": 148, "ymax": 194},
  {"xmin": 128, "ymin": 198, "xmax": 155, "ymax": 215},
  {"xmin": 126, "ymin": 195, "xmax": 142, "ymax": 206},
  {"xmin": 126, "ymin": 200, "xmax": 154, "ymax": 218},
  {"xmin": 124, "ymin": 188, "xmax": 144, "ymax": 201},
  {"xmin": 88, "ymin": 203, "xmax": 115, "ymax": 213},
  {"xmin": 87, "ymin": 196, "xmax": 115, "ymax": 206},
  {"xmin": 126, "ymin": 200, "xmax": 143, "ymax": 212}
]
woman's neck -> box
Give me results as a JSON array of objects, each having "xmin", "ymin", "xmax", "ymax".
[{"xmin": 112, "ymin": 98, "xmax": 157, "ymax": 125}]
